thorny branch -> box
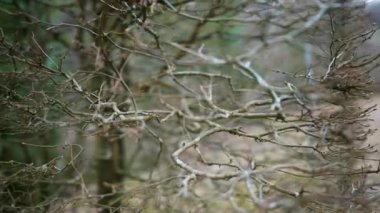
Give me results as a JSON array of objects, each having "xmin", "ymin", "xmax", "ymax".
[{"xmin": 1, "ymin": 0, "xmax": 380, "ymax": 212}]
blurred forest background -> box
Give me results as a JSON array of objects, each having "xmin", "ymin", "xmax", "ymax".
[{"xmin": 1, "ymin": 0, "xmax": 380, "ymax": 212}]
